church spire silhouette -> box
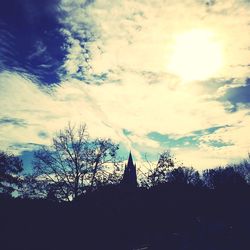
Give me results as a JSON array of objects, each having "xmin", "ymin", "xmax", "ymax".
[{"xmin": 122, "ymin": 152, "xmax": 137, "ymax": 188}]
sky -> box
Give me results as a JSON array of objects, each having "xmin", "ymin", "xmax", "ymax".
[{"xmin": 1, "ymin": 0, "xmax": 250, "ymax": 171}]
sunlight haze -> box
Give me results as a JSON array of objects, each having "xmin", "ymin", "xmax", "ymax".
[{"xmin": 168, "ymin": 29, "xmax": 223, "ymax": 82}]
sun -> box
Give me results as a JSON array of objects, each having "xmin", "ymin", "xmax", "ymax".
[{"xmin": 168, "ymin": 29, "xmax": 223, "ymax": 82}]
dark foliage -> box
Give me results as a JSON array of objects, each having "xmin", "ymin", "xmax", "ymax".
[
  {"xmin": 1, "ymin": 180, "xmax": 250, "ymax": 250},
  {"xmin": 0, "ymin": 151, "xmax": 23, "ymax": 196},
  {"xmin": 1, "ymin": 147, "xmax": 250, "ymax": 249},
  {"xmin": 202, "ymin": 166, "xmax": 247, "ymax": 189}
]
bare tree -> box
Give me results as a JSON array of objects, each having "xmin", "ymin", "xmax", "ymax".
[
  {"xmin": 143, "ymin": 150, "xmax": 200, "ymax": 187},
  {"xmin": 32, "ymin": 124, "xmax": 120, "ymax": 201}
]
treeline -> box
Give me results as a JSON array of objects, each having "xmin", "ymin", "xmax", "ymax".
[
  {"xmin": 144, "ymin": 150, "xmax": 250, "ymax": 190},
  {"xmin": 1, "ymin": 124, "xmax": 250, "ymax": 200},
  {"xmin": 1, "ymin": 124, "xmax": 250, "ymax": 250}
]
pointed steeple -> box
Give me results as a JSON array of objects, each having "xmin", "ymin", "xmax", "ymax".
[
  {"xmin": 127, "ymin": 151, "xmax": 133, "ymax": 167},
  {"xmin": 122, "ymin": 152, "xmax": 137, "ymax": 188}
]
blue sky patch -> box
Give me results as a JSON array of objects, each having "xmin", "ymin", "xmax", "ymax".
[
  {"xmin": 123, "ymin": 129, "xmax": 133, "ymax": 136},
  {"xmin": 205, "ymin": 140, "xmax": 233, "ymax": 148},
  {"xmin": 0, "ymin": 0, "xmax": 65, "ymax": 84},
  {"xmin": 148, "ymin": 126, "xmax": 229, "ymax": 149},
  {"xmin": 220, "ymin": 78, "xmax": 250, "ymax": 111}
]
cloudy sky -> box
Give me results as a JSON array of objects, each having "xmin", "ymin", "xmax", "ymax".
[{"xmin": 1, "ymin": 0, "xmax": 250, "ymax": 170}]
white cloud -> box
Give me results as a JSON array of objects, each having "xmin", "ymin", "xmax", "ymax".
[
  {"xmin": 1, "ymin": 69, "xmax": 249, "ymax": 169},
  {"xmin": 1, "ymin": 0, "xmax": 250, "ymax": 169},
  {"xmin": 59, "ymin": 0, "xmax": 250, "ymax": 80},
  {"xmin": 199, "ymin": 115, "xmax": 250, "ymax": 158},
  {"xmin": 172, "ymin": 147, "xmax": 232, "ymax": 170},
  {"xmin": 0, "ymin": 71, "xmax": 132, "ymax": 153}
]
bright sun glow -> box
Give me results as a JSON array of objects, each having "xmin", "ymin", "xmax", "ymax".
[{"xmin": 168, "ymin": 29, "xmax": 223, "ymax": 82}]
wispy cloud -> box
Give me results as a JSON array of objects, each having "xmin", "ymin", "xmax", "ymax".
[
  {"xmin": 0, "ymin": 117, "xmax": 27, "ymax": 127},
  {"xmin": 1, "ymin": 69, "xmax": 249, "ymax": 169}
]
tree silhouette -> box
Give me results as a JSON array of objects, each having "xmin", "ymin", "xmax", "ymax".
[
  {"xmin": 0, "ymin": 151, "xmax": 23, "ymax": 196},
  {"xmin": 19, "ymin": 173, "xmax": 48, "ymax": 199},
  {"xmin": 231, "ymin": 154, "xmax": 250, "ymax": 184},
  {"xmin": 202, "ymin": 166, "xmax": 246, "ymax": 189},
  {"xmin": 167, "ymin": 166, "xmax": 201, "ymax": 186},
  {"xmin": 32, "ymin": 124, "xmax": 120, "ymax": 201},
  {"xmin": 147, "ymin": 150, "xmax": 175, "ymax": 185}
]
